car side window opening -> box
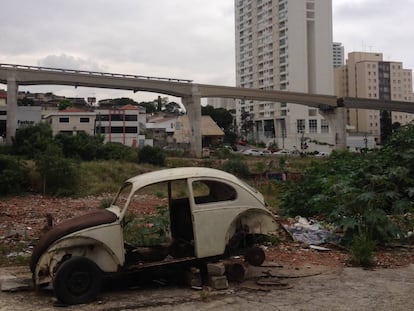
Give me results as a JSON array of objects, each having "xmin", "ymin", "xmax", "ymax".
[
  {"xmin": 192, "ymin": 180, "xmax": 237, "ymax": 205},
  {"xmin": 122, "ymin": 180, "xmax": 195, "ymax": 260},
  {"xmin": 122, "ymin": 182, "xmax": 171, "ymax": 248}
]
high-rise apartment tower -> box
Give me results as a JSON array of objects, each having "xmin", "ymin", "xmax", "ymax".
[
  {"xmin": 235, "ymin": 0, "xmax": 334, "ymax": 150},
  {"xmin": 334, "ymin": 52, "xmax": 414, "ymax": 141}
]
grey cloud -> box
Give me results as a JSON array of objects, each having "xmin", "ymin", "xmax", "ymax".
[{"xmin": 37, "ymin": 54, "xmax": 107, "ymax": 71}]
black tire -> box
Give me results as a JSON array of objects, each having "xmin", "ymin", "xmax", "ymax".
[
  {"xmin": 245, "ymin": 246, "xmax": 265, "ymax": 266},
  {"xmin": 53, "ymin": 256, "xmax": 103, "ymax": 305}
]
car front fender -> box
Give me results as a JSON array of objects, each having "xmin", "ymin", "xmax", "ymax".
[{"xmin": 34, "ymin": 236, "xmax": 121, "ymax": 286}]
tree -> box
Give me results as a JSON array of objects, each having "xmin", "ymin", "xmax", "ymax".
[
  {"xmin": 58, "ymin": 99, "xmax": 72, "ymax": 111},
  {"xmin": 18, "ymin": 98, "xmax": 36, "ymax": 106},
  {"xmin": 54, "ymin": 132, "xmax": 104, "ymax": 161},
  {"xmin": 35, "ymin": 143, "xmax": 79, "ymax": 196},
  {"xmin": 240, "ymin": 109, "xmax": 254, "ymax": 140},
  {"xmin": 380, "ymin": 110, "xmax": 393, "ymax": 144},
  {"xmin": 138, "ymin": 146, "xmax": 165, "ymax": 166},
  {"xmin": 12, "ymin": 122, "xmax": 54, "ymax": 158},
  {"xmin": 99, "ymin": 97, "xmax": 138, "ymax": 107},
  {"xmin": 139, "ymin": 101, "xmax": 158, "ymax": 114},
  {"xmin": 164, "ymin": 102, "xmax": 183, "ymax": 114},
  {"xmin": 201, "ymin": 105, "xmax": 233, "ymax": 132}
]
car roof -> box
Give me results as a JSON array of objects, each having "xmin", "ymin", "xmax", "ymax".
[
  {"xmin": 124, "ymin": 167, "xmax": 263, "ymax": 201},
  {"xmin": 126, "ymin": 167, "xmax": 240, "ymax": 186}
]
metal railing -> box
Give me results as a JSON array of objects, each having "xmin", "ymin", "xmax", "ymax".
[{"xmin": 0, "ymin": 63, "xmax": 193, "ymax": 83}]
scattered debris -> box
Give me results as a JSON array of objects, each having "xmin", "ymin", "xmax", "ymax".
[{"xmin": 283, "ymin": 216, "xmax": 340, "ymax": 246}]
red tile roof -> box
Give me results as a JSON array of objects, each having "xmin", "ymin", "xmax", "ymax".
[
  {"xmin": 62, "ymin": 108, "xmax": 88, "ymax": 112},
  {"xmin": 121, "ymin": 104, "xmax": 139, "ymax": 110}
]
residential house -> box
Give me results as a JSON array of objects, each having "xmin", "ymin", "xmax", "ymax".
[
  {"xmin": 146, "ymin": 113, "xmax": 178, "ymax": 145},
  {"xmin": 173, "ymin": 115, "xmax": 224, "ymax": 147}
]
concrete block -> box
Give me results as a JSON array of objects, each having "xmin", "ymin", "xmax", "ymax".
[
  {"xmin": 209, "ymin": 275, "xmax": 229, "ymax": 290},
  {"xmin": 184, "ymin": 267, "xmax": 202, "ymax": 287},
  {"xmin": 207, "ymin": 262, "xmax": 226, "ymax": 276}
]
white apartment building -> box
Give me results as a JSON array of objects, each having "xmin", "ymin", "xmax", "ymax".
[
  {"xmin": 206, "ymin": 98, "xmax": 236, "ymax": 111},
  {"xmin": 333, "ymin": 42, "xmax": 345, "ymax": 68},
  {"xmin": 334, "ymin": 52, "xmax": 414, "ymax": 142},
  {"xmin": 235, "ymin": 0, "xmax": 334, "ymax": 151}
]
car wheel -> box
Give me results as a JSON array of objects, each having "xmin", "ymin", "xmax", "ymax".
[
  {"xmin": 53, "ymin": 256, "xmax": 103, "ymax": 305},
  {"xmin": 245, "ymin": 246, "xmax": 265, "ymax": 266}
]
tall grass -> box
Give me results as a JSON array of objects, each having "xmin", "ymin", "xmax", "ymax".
[{"xmin": 77, "ymin": 161, "xmax": 154, "ymax": 196}]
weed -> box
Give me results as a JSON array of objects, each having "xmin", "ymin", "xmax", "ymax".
[
  {"xmin": 124, "ymin": 206, "xmax": 170, "ymax": 247},
  {"xmin": 155, "ymin": 191, "xmax": 166, "ymax": 199},
  {"xmin": 100, "ymin": 198, "xmax": 113, "ymax": 209}
]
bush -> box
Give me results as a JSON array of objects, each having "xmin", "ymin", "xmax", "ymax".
[
  {"xmin": 101, "ymin": 142, "xmax": 138, "ymax": 162},
  {"xmin": 0, "ymin": 144, "xmax": 12, "ymax": 155},
  {"xmin": 138, "ymin": 146, "xmax": 165, "ymax": 166},
  {"xmin": 54, "ymin": 132, "xmax": 104, "ymax": 161},
  {"xmin": 279, "ymin": 124, "xmax": 414, "ymax": 246},
  {"xmin": 221, "ymin": 158, "xmax": 250, "ymax": 178},
  {"xmin": 12, "ymin": 123, "xmax": 53, "ymax": 158},
  {"xmin": 124, "ymin": 206, "xmax": 170, "ymax": 246},
  {"xmin": 35, "ymin": 144, "xmax": 79, "ymax": 196},
  {"xmin": 349, "ymin": 233, "xmax": 376, "ymax": 267},
  {"xmin": 0, "ymin": 155, "xmax": 29, "ymax": 195}
]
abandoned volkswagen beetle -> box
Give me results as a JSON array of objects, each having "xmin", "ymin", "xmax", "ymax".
[{"xmin": 30, "ymin": 167, "xmax": 280, "ymax": 304}]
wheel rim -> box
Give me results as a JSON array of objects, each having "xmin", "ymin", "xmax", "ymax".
[{"xmin": 67, "ymin": 270, "xmax": 92, "ymax": 296}]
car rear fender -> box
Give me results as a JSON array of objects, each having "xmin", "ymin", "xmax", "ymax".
[
  {"xmin": 34, "ymin": 236, "xmax": 121, "ymax": 286},
  {"xmin": 225, "ymin": 208, "xmax": 280, "ymax": 246}
]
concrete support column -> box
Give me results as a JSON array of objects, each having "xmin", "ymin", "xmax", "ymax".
[
  {"xmin": 183, "ymin": 85, "xmax": 202, "ymax": 158},
  {"xmin": 321, "ymin": 107, "xmax": 347, "ymax": 150},
  {"xmin": 6, "ymin": 78, "xmax": 18, "ymax": 144}
]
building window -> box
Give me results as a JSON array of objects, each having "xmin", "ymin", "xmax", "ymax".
[
  {"xmin": 321, "ymin": 120, "xmax": 329, "ymax": 133},
  {"xmin": 125, "ymin": 115, "xmax": 138, "ymax": 121},
  {"xmin": 59, "ymin": 117, "xmax": 69, "ymax": 123},
  {"xmin": 297, "ymin": 119, "xmax": 305, "ymax": 133},
  {"xmin": 309, "ymin": 119, "xmax": 317, "ymax": 133},
  {"xmin": 106, "ymin": 126, "xmax": 138, "ymax": 134},
  {"xmin": 80, "ymin": 117, "xmax": 90, "ymax": 123},
  {"xmin": 109, "ymin": 114, "xmax": 124, "ymax": 122}
]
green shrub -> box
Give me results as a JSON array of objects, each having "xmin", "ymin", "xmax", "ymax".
[
  {"xmin": 349, "ymin": 233, "xmax": 376, "ymax": 267},
  {"xmin": 100, "ymin": 197, "xmax": 113, "ymax": 209},
  {"xmin": 54, "ymin": 132, "xmax": 104, "ymax": 161},
  {"xmin": 124, "ymin": 206, "xmax": 170, "ymax": 246},
  {"xmin": 0, "ymin": 144, "xmax": 12, "ymax": 155},
  {"xmin": 101, "ymin": 142, "xmax": 138, "ymax": 162},
  {"xmin": 221, "ymin": 158, "xmax": 250, "ymax": 178},
  {"xmin": 0, "ymin": 155, "xmax": 29, "ymax": 195},
  {"xmin": 138, "ymin": 146, "xmax": 165, "ymax": 166},
  {"xmin": 35, "ymin": 144, "xmax": 79, "ymax": 196},
  {"xmin": 213, "ymin": 147, "xmax": 232, "ymax": 159},
  {"xmin": 12, "ymin": 123, "xmax": 53, "ymax": 158}
]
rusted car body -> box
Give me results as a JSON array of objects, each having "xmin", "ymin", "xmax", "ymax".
[{"xmin": 30, "ymin": 167, "xmax": 280, "ymax": 304}]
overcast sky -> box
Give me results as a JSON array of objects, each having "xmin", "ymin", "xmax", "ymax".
[{"xmin": 1, "ymin": 0, "xmax": 413, "ymax": 102}]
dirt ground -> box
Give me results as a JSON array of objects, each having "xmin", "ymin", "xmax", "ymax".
[
  {"xmin": 1, "ymin": 195, "xmax": 414, "ymax": 310},
  {"xmin": 1, "ymin": 264, "xmax": 414, "ymax": 310}
]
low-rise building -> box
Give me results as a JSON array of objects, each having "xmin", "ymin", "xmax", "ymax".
[
  {"xmin": 44, "ymin": 108, "xmax": 96, "ymax": 136},
  {"xmin": 95, "ymin": 105, "xmax": 146, "ymax": 147},
  {"xmin": 173, "ymin": 115, "xmax": 224, "ymax": 147}
]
